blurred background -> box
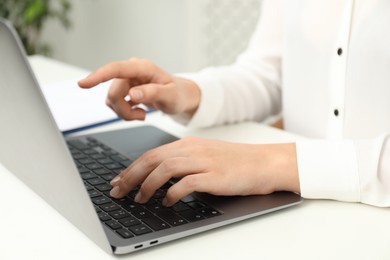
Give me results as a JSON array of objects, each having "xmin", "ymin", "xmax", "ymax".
[{"xmin": 1, "ymin": 0, "xmax": 262, "ymax": 73}]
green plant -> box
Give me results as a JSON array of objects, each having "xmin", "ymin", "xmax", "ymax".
[{"xmin": 0, "ymin": 0, "xmax": 71, "ymax": 55}]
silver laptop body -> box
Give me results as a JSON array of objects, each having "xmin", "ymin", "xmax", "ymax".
[{"xmin": 0, "ymin": 19, "xmax": 302, "ymax": 255}]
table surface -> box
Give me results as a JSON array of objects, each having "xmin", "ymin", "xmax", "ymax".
[{"xmin": 0, "ymin": 56, "xmax": 389, "ymax": 260}]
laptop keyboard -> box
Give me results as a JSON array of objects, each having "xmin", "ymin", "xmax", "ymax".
[{"xmin": 66, "ymin": 137, "xmax": 222, "ymax": 239}]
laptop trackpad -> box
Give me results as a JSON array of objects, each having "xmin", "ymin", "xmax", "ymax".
[{"xmin": 89, "ymin": 125, "xmax": 178, "ymax": 161}]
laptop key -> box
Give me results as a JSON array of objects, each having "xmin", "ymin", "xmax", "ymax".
[
  {"xmin": 84, "ymin": 149, "xmax": 99, "ymax": 155},
  {"xmin": 101, "ymin": 173, "xmax": 116, "ymax": 181},
  {"xmin": 85, "ymin": 163, "xmax": 103, "ymax": 170},
  {"xmin": 187, "ymin": 201, "xmax": 206, "ymax": 210},
  {"xmin": 81, "ymin": 172, "xmax": 96, "ymax": 180},
  {"xmin": 94, "ymin": 168, "xmax": 111, "ymax": 175},
  {"xmin": 78, "ymin": 167, "xmax": 90, "ymax": 174},
  {"xmin": 105, "ymin": 220, "xmax": 122, "ymax": 230},
  {"xmin": 88, "ymin": 190, "xmax": 101, "ymax": 198},
  {"xmin": 92, "ymin": 196, "xmax": 111, "ymax": 205},
  {"xmin": 105, "ymin": 163, "xmax": 123, "ymax": 170},
  {"xmin": 132, "ymin": 209, "xmax": 153, "ymax": 219},
  {"xmin": 97, "ymin": 158, "xmax": 114, "ymax": 164},
  {"xmin": 146, "ymin": 204, "xmax": 165, "ymax": 213},
  {"xmin": 78, "ymin": 158, "xmax": 95, "ymax": 165},
  {"xmin": 109, "ymin": 209, "xmax": 131, "ymax": 219},
  {"xmin": 98, "ymin": 212, "xmax": 111, "ymax": 221},
  {"xmin": 171, "ymin": 201, "xmax": 191, "ymax": 212},
  {"xmin": 73, "ymin": 153, "xmax": 87, "ymax": 160},
  {"xmin": 95, "ymin": 183, "xmax": 112, "ymax": 192},
  {"xmin": 87, "ymin": 178, "xmax": 105, "ymax": 186},
  {"xmin": 179, "ymin": 209, "xmax": 205, "ymax": 222},
  {"xmin": 90, "ymin": 153, "xmax": 106, "ymax": 160},
  {"xmin": 116, "ymin": 228, "xmax": 135, "ymax": 239},
  {"xmin": 181, "ymin": 195, "xmax": 196, "ymax": 203},
  {"xmin": 129, "ymin": 224, "xmax": 152, "ymax": 236},
  {"xmin": 118, "ymin": 201, "xmax": 144, "ymax": 212},
  {"xmin": 119, "ymin": 217, "xmax": 141, "ymax": 227},
  {"xmin": 100, "ymin": 203, "xmax": 120, "ymax": 212},
  {"xmin": 142, "ymin": 216, "xmax": 170, "ymax": 231},
  {"xmin": 156, "ymin": 210, "xmax": 188, "ymax": 227}
]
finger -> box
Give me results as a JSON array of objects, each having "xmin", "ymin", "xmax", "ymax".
[
  {"xmin": 106, "ymin": 79, "xmax": 146, "ymax": 120},
  {"xmin": 109, "ymin": 151, "xmax": 160, "ymax": 199},
  {"xmin": 111, "ymin": 101, "xmax": 146, "ymax": 121},
  {"xmin": 106, "ymin": 79, "xmax": 129, "ymax": 104},
  {"xmin": 163, "ymin": 174, "xmax": 212, "ymax": 207},
  {"xmin": 109, "ymin": 166, "xmax": 146, "ymax": 199},
  {"xmin": 128, "ymin": 84, "xmax": 160, "ymax": 104},
  {"xmin": 110, "ymin": 143, "xmax": 174, "ymax": 198},
  {"xmin": 109, "ymin": 141, "xmax": 185, "ymax": 198},
  {"xmin": 135, "ymin": 157, "xmax": 206, "ymax": 204},
  {"xmin": 78, "ymin": 60, "xmax": 156, "ymax": 89},
  {"xmin": 128, "ymin": 83, "xmax": 179, "ymax": 114}
]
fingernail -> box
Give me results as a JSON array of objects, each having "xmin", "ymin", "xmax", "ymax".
[
  {"xmin": 110, "ymin": 176, "xmax": 121, "ymax": 186},
  {"xmin": 110, "ymin": 186, "xmax": 121, "ymax": 198},
  {"xmin": 134, "ymin": 192, "xmax": 143, "ymax": 203},
  {"xmin": 131, "ymin": 89, "xmax": 143, "ymax": 101}
]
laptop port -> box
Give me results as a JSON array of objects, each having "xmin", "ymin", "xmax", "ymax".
[{"xmin": 134, "ymin": 244, "xmax": 143, "ymax": 249}]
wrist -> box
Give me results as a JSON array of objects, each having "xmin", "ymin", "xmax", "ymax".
[
  {"xmin": 277, "ymin": 143, "xmax": 300, "ymax": 193},
  {"xmin": 263, "ymin": 143, "xmax": 300, "ymax": 194},
  {"xmin": 174, "ymin": 77, "xmax": 201, "ymax": 117}
]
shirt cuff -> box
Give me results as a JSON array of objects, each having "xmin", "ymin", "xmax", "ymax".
[
  {"xmin": 296, "ymin": 139, "xmax": 360, "ymax": 202},
  {"xmin": 354, "ymin": 134, "xmax": 388, "ymax": 206}
]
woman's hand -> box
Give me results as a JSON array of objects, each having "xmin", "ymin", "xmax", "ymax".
[
  {"xmin": 78, "ymin": 58, "xmax": 200, "ymax": 120},
  {"xmin": 109, "ymin": 137, "xmax": 300, "ymax": 207}
]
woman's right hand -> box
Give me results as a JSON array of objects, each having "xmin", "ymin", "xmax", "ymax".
[{"xmin": 78, "ymin": 58, "xmax": 200, "ymax": 121}]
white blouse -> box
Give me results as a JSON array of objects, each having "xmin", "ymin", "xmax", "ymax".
[{"xmin": 179, "ymin": 0, "xmax": 390, "ymax": 207}]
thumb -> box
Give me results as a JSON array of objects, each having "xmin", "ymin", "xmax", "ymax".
[
  {"xmin": 129, "ymin": 83, "xmax": 162, "ymax": 104},
  {"xmin": 129, "ymin": 83, "xmax": 180, "ymax": 114},
  {"xmin": 129, "ymin": 88, "xmax": 144, "ymax": 103}
]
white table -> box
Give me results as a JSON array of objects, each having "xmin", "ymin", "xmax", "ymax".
[{"xmin": 0, "ymin": 56, "xmax": 389, "ymax": 260}]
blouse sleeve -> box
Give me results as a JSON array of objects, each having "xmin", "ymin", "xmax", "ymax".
[
  {"xmin": 173, "ymin": 0, "xmax": 283, "ymax": 128},
  {"xmin": 296, "ymin": 135, "xmax": 390, "ymax": 207}
]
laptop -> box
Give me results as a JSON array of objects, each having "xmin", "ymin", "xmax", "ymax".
[{"xmin": 0, "ymin": 18, "xmax": 302, "ymax": 255}]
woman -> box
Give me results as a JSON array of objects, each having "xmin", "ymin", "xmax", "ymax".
[{"xmin": 79, "ymin": 0, "xmax": 390, "ymax": 207}]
